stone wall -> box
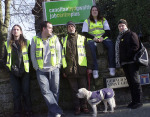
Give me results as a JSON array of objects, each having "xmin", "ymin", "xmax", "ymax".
[{"xmin": 0, "ymin": 39, "xmax": 150, "ymax": 116}]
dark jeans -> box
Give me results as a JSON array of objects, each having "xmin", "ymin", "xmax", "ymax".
[
  {"xmin": 88, "ymin": 38, "xmax": 115, "ymax": 69},
  {"xmin": 10, "ymin": 72, "xmax": 32, "ymax": 113},
  {"xmin": 67, "ymin": 76, "xmax": 88, "ymax": 109},
  {"xmin": 88, "ymin": 40, "xmax": 98, "ymax": 70},
  {"xmin": 122, "ymin": 63, "xmax": 142, "ymax": 103}
]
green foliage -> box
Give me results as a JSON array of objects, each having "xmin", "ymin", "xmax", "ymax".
[
  {"xmin": 97, "ymin": 0, "xmax": 150, "ymax": 41},
  {"xmin": 53, "ymin": 23, "xmax": 83, "ymax": 40},
  {"xmin": 114, "ymin": 0, "xmax": 150, "ymax": 39},
  {"xmin": 97, "ymin": 0, "xmax": 117, "ymax": 41}
]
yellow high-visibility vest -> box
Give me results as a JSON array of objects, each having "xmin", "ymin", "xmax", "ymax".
[
  {"xmin": 33, "ymin": 35, "xmax": 58, "ymax": 69},
  {"xmin": 5, "ymin": 40, "xmax": 30, "ymax": 72},
  {"xmin": 85, "ymin": 18, "xmax": 108, "ymax": 41},
  {"xmin": 61, "ymin": 34, "xmax": 87, "ymax": 68}
]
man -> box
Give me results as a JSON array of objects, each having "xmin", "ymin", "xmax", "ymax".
[
  {"xmin": 30, "ymin": 21, "xmax": 63, "ymax": 117},
  {"xmin": 61, "ymin": 21, "xmax": 93, "ymax": 115}
]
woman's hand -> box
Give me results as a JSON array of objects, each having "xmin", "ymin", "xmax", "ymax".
[
  {"xmin": 98, "ymin": 37, "xmax": 104, "ymax": 42},
  {"xmin": 93, "ymin": 37, "xmax": 99, "ymax": 42}
]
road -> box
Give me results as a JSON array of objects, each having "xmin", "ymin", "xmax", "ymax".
[{"xmin": 33, "ymin": 102, "xmax": 150, "ymax": 117}]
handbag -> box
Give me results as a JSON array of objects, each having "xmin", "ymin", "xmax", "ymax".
[{"xmin": 134, "ymin": 40, "xmax": 149, "ymax": 66}]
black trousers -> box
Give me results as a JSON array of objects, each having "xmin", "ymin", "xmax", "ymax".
[
  {"xmin": 122, "ymin": 63, "xmax": 142, "ymax": 103},
  {"xmin": 67, "ymin": 76, "xmax": 88, "ymax": 109}
]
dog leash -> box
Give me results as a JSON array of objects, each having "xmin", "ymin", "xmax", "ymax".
[{"xmin": 87, "ymin": 72, "xmax": 92, "ymax": 90}]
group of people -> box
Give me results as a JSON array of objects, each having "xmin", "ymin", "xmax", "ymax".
[{"xmin": 1, "ymin": 5, "xmax": 143, "ymax": 117}]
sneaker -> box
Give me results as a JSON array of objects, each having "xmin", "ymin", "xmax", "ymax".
[
  {"xmin": 93, "ymin": 70, "xmax": 99, "ymax": 79},
  {"xmin": 55, "ymin": 114, "xmax": 61, "ymax": 117},
  {"xmin": 131, "ymin": 103, "xmax": 143, "ymax": 109},
  {"xmin": 109, "ymin": 68, "xmax": 115, "ymax": 76}
]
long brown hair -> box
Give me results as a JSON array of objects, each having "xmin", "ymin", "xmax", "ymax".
[
  {"xmin": 89, "ymin": 5, "xmax": 103, "ymax": 23},
  {"xmin": 9, "ymin": 24, "xmax": 27, "ymax": 50}
]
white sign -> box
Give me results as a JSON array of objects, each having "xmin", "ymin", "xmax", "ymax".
[
  {"xmin": 106, "ymin": 74, "xmax": 150, "ymax": 89},
  {"xmin": 106, "ymin": 77, "xmax": 128, "ymax": 89}
]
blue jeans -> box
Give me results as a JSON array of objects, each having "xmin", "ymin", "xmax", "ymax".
[
  {"xmin": 88, "ymin": 38, "xmax": 115, "ymax": 69},
  {"xmin": 102, "ymin": 38, "xmax": 115, "ymax": 68},
  {"xmin": 36, "ymin": 68, "xmax": 63, "ymax": 117},
  {"xmin": 88, "ymin": 40, "xmax": 98, "ymax": 70},
  {"xmin": 10, "ymin": 72, "xmax": 32, "ymax": 113}
]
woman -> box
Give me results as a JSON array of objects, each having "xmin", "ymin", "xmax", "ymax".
[
  {"xmin": 2, "ymin": 25, "xmax": 33, "ymax": 117},
  {"xmin": 115, "ymin": 19, "xmax": 143, "ymax": 109},
  {"xmin": 82, "ymin": 5, "xmax": 116, "ymax": 78}
]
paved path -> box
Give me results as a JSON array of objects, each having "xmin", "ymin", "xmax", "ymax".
[{"xmin": 34, "ymin": 102, "xmax": 150, "ymax": 117}]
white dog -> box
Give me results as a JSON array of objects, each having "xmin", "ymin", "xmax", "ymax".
[{"xmin": 77, "ymin": 88, "xmax": 116, "ymax": 117}]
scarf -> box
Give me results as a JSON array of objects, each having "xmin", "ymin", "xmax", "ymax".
[{"xmin": 115, "ymin": 29, "xmax": 128, "ymax": 68}]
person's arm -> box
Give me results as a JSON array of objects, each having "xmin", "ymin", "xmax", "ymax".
[
  {"xmin": 82, "ymin": 20, "xmax": 98, "ymax": 41},
  {"xmin": 82, "ymin": 32, "xmax": 95, "ymax": 39},
  {"xmin": 101, "ymin": 19, "xmax": 111, "ymax": 38},
  {"xmin": 84, "ymin": 37, "xmax": 93, "ymax": 70},
  {"xmin": 30, "ymin": 38, "xmax": 39, "ymax": 70},
  {"xmin": 127, "ymin": 32, "xmax": 140, "ymax": 58},
  {"xmin": 101, "ymin": 30, "xmax": 111, "ymax": 38},
  {"xmin": 56, "ymin": 36, "xmax": 62, "ymax": 68}
]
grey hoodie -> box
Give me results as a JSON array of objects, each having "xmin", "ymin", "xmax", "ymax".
[{"xmin": 30, "ymin": 33, "xmax": 62, "ymax": 72}]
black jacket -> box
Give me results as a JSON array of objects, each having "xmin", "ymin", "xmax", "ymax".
[{"xmin": 119, "ymin": 30, "xmax": 140, "ymax": 63}]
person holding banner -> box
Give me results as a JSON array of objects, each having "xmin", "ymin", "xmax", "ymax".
[
  {"xmin": 82, "ymin": 5, "xmax": 116, "ymax": 78},
  {"xmin": 30, "ymin": 21, "xmax": 64, "ymax": 117},
  {"xmin": 61, "ymin": 21, "xmax": 93, "ymax": 115},
  {"xmin": 115, "ymin": 19, "xmax": 143, "ymax": 109},
  {"xmin": 1, "ymin": 24, "xmax": 33, "ymax": 117}
]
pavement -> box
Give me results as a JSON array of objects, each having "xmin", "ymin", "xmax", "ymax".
[{"xmin": 33, "ymin": 102, "xmax": 150, "ymax": 117}]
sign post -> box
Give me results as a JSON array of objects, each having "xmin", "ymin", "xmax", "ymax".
[{"xmin": 42, "ymin": 0, "xmax": 93, "ymax": 26}]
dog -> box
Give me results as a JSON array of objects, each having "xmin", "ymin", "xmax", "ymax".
[{"xmin": 77, "ymin": 88, "xmax": 116, "ymax": 117}]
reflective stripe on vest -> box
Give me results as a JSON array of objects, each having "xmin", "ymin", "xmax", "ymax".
[
  {"xmin": 5, "ymin": 40, "xmax": 30, "ymax": 72},
  {"xmin": 33, "ymin": 35, "xmax": 58, "ymax": 69},
  {"xmin": 85, "ymin": 18, "xmax": 108, "ymax": 41},
  {"xmin": 61, "ymin": 34, "xmax": 87, "ymax": 68}
]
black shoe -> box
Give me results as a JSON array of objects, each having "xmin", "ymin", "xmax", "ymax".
[
  {"xmin": 81, "ymin": 108, "xmax": 90, "ymax": 114},
  {"xmin": 13, "ymin": 112, "xmax": 22, "ymax": 117},
  {"xmin": 74, "ymin": 107, "xmax": 81, "ymax": 115},
  {"xmin": 127, "ymin": 102, "xmax": 135, "ymax": 108},
  {"xmin": 61, "ymin": 113, "xmax": 66, "ymax": 117},
  {"xmin": 25, "ymin": 111, "xmax": 33, "ymax": 117},
  {"xmin": 131, "ymin": 103, "xmax": 143, "ymax": 109}
]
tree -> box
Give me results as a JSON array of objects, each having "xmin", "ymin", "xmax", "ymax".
[
  {"xmin": 0, "ymin": 0, "xmax": 11, "ymax": 59},
  {"xmin": 32, "ymin": 0, "xmax": 62, "ymax": 34},
  {"xmin": 0, "ymin": 0, "xmax": 35, "ymax": 59}
]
